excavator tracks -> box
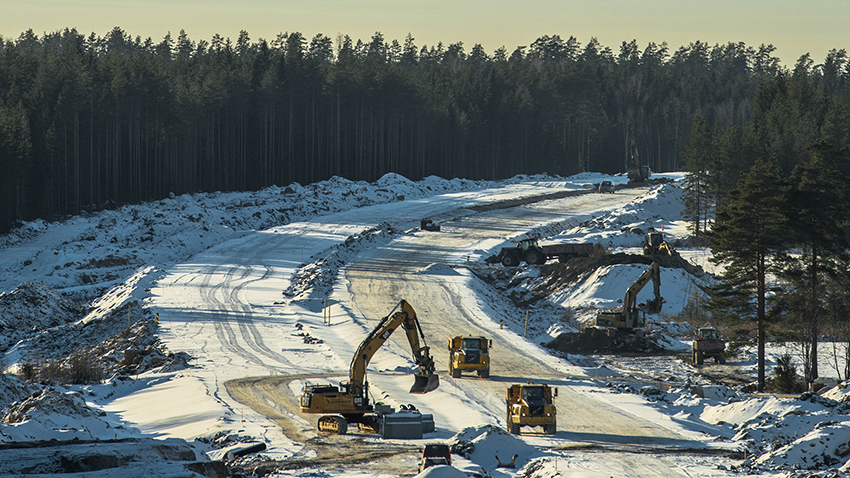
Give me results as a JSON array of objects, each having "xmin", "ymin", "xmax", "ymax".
[{"xmin": 318, "ymin": 415, "xmax": 348, "ymax": 434}]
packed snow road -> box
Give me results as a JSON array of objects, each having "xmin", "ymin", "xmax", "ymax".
[
  {"xmin": 343, "ymin": 191, "xmax": 704, "ymax": 475},
  {"xmin": 151, "ymin": 182, "xmax": 707, "ymax": 476}
]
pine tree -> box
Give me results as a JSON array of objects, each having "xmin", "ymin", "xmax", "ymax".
[
  {"xmin": 781, "ymin": 141, "xmax": 850, "ymax": 385},
  {"xmin": 682, "ymin": 114, "xmax": 714, "ymax": 235},
  {"xmin": 709, "ymin": 158, "xmax": 789, "ymax": 391}
]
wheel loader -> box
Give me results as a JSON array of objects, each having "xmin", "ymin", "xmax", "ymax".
[
  {"xmin": 505, "ymin": 383, "xmax": 557, "ymax": 435},
  {"xmin": 448, "ymin": 335, "xmax": 491, "ymax": 378},
  {"xmin": 299, "ymin": 300, "xmax": 439, "ymax": 434},
  {"xmin": 643, "ymin": 231, "xmax": 675, "ymax": 256}
]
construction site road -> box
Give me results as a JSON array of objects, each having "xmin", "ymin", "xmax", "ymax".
[
  {"xmin": 342, "ymin": 189, "xmax": 708, "ymax": 475},
  {"xmin": 222, "ymin": 185, "xmax": 717, "ymax": 476}
]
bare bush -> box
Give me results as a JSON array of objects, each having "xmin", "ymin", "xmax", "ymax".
[
  {"xmin": 15, "ymin": 352, "xmax": 104, "ymax": 385},
  {"xmin": 38, "ymin": 360, "xmax": 64, "ymax": 385},
  {"xmin": 17, "ymin": 361, "xmax": 38, "ymax": 382},
  {"xmin": 67, "ymin": 353, "xmax": 104, "ymax": 384}
]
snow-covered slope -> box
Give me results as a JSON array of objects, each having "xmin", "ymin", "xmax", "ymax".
[{"xmin": 0, "ymin": 171, "xmax": 848, "ymax": 478}]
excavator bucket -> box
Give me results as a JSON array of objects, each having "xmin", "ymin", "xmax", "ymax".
[
  {"xmin": 410, "ymin": 372, "xmax": 439, "ymax": 394},
  {"xmin": 646, "ymin": 297, "xmax": 663, "ymax": 314}
]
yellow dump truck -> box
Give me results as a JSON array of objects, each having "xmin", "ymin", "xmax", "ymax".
[
  {"xmin": 505, "ymin": 383, "xmax": 557, "ymax": 435},
  {"xmin": 448, "ymin": 336, "xmax": 490, "ymax": 378}
]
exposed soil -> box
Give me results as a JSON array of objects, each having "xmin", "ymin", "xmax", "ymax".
[
  {"xmin": 536, "ymin": 251, "xmax": 708, "ymax": 297},
  {"xmin": 224, "ymin": 374, "xmax": 422, "ymax": 477},
  {"xmin": 473, "ymin": 251, "xmax": 709, "ymax": 312},
  {"xmin": 545, "ymin": 328, "xmax": 669, "ymax": 355},
  {"xmin": 471, "ymin": 250, "xmax": 720, "ymax": 360}
]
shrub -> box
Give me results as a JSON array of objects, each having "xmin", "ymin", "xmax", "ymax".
[
  {"xmin": 39, "ymin": 360, "xmax": 64, "ymax": 385},
  {"xmin": 67, "ymin": 353, "xmax": 104, "ymax": 384},
  {"xmin": 17, "ymin": 361, "xmax": 38, "ymax": 381},
  {"xmin": 15, "ymin": 353, "xmax": 104, "ymax": 385},
  {"xmin": 774, "ymin": 353, "xmax": 800, "ymax": 393}
]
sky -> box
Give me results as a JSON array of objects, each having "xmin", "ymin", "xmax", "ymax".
[{"xmin": 2, "ymin": 0, "xmax": 848, "ymax": 66}]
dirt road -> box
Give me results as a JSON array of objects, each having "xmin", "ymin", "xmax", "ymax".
[
  {"xmin": 343, "ymin": 191, "xmax": 692, "ymax": 445},
  {"xmin": 224, "ymin": 188, "xmax": 714, "ymax": 476}
]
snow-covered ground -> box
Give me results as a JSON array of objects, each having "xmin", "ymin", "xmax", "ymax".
[{"xmin": 1, "ymin": 172, "xmax": 849, "ymax": 477}]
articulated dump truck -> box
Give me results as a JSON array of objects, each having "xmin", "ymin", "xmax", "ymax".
[
  {"xmin": 505, "ymin": 383, "xmax": 557, "ymax": 435},
  {"xmin": 448, "ymin": 335, "xmax": 491, "ymax": 378}
]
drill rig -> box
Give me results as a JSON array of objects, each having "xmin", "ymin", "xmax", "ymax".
[{"xmin": 299, "ymin": 300, "xmax": 439, "ymax": 434}]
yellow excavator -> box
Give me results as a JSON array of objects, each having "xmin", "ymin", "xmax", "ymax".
[
  {"xmin": 299, "ymin": 300, "xmax": 439, "ymax": 434},
  {"xmin": 591, "ymin": 261, "xmax": 662, "ymax": 331}
]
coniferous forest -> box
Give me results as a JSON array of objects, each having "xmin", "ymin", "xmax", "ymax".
[{"xmin": 1, "ymin": 27, "xmax": 849, "ymax": 234}]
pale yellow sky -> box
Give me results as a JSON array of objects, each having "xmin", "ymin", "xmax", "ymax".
[{"xmin": 2, "ymin": 0, "xmax": 848, "ymax": 65}]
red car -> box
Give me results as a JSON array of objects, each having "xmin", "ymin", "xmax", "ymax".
[{"xmin": 419, "ymin": 443, "xmax": 451, "ymax": 472}]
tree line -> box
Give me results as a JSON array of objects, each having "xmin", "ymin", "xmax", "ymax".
[
  {"xmin": 680, "ymin": 61, "xmax": 850, "ymax": 391},
  {"xmin": 0, "ymin": 26, "xmax": 829, "ymax": 233}
]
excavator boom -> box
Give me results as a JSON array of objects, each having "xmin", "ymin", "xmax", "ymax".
[
  {"xmin": 591, "ymin": 261, "xmax": 662, "ymax": 330},
  {"xmin": 300, "ymin": 300, "xmax": 439, "ymax": 434},
  {"xmin": 624, "ymin": 262, "xmax": 662, "ymax": 313},
  {"xmin": 349, "ymin": 299, "xmax": 439, "ymax": 395}
]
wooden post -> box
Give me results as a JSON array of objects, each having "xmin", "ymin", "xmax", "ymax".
[{"xmin": 524, "ymin": 310, "xmax": 529, "ymax": 337}]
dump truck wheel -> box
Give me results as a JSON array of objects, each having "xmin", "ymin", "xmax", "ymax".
[
  {"xmin": 509, "ymin": 423, "xmax": 521, "ymax": 435},
  {"xmin": 544, "ymin": 421, "xmax": 557, "ymax": 435},
  {"xmin": 558, "ymin": 254, "xmax": 568, "ymax": 263},
  {"xmin": 478, "ymin": 369, "xmax": 489, "ymax": 379},
  {"xmin": 696, "ymin": 352, "xmax": 704, "ymax": 365},
  {"xmin": 719, "ymin": 356, "xmax": 726, "ymax": 364},
  {"xmin": 452, "ymin": 367, "xmax": 461, "ymax": 378}
]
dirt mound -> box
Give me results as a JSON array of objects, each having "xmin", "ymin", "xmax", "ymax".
[
  {"xmin": 0, "ymin": 374, "xmax": 39, "ymax": 410},
  {"xmin": 546, "ymin": 328, "xmax": 668, "ymax": 355},
  {"xmin": 0, "ymin": 282, "xmax": 84, "ymax": 354},
  {"xmin": 541, "ymin": 251, "xmax": 706, "ymax": 292},
  {"xmin": 13, "ymin": 307, "xmax": 189, "ymax": 381},
  {"xmin": 3, "ymin": 388, "xmax": 102, "ymax": 424},
  {"xmin": 78, "ymin": 317, "xmax": 192, "ymax": 377},
  {"xmin": 0, "ymin": 438, "xmax": 223, "ymax": 476},
  {"xmin": 473, "ymin": 250, "xmax": 707, "ymax": 310}
]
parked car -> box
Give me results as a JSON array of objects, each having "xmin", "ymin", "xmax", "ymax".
[
  {"xmin": 598, "ymin": 180, "xmax": 615, "ymax": 193},
  {"xmin": 419, "ymin": 443, "xmax": 451, "ymax": 472}
]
